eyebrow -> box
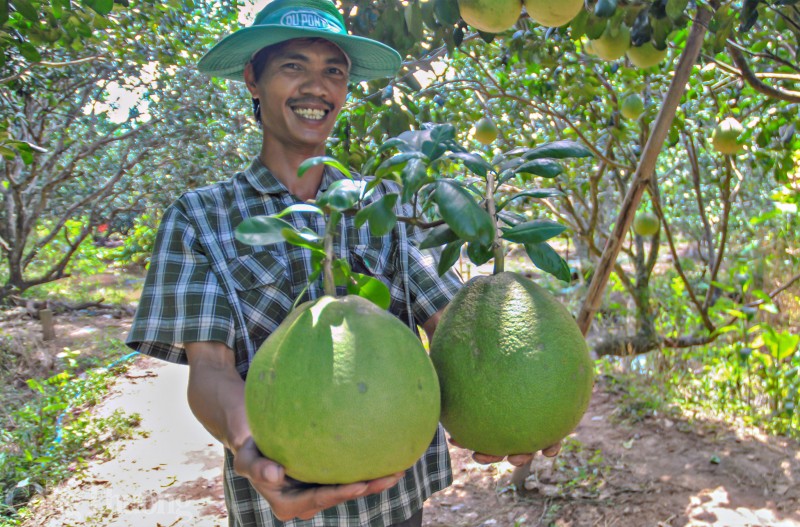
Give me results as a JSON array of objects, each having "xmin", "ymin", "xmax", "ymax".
[{"xmin": 277, "ymin": 51, "xmax": 349, "ymax": 67}]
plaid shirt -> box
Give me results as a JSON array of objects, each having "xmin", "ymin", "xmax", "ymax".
[{"xmin": 127, "ymin": 157, "xmax": 462, "ymax": 527}]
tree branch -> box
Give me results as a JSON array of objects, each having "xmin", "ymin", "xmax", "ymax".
[{"xmin": 727, "ymin": 44, "xmax": 800, "ymax": 103}]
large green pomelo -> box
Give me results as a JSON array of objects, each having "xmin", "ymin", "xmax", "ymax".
[
  {"xmin": 523, "ymin": 0, "xmax": 584, "ymax": 27},
  {"xmin": 245, "ymin": 295, "xmax": 441, "ymax": 484},
  {"xmin": 430, "ymin": 272, "xmax": 594, "ymax": 456},
  {"xmin": 458, "ymin": 0, "xmax": 522, "ymax": 33}
]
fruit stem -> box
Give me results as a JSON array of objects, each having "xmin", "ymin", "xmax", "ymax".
[
  {"xmin": 486, "ymin": 168, "xmax": 504, "ymax": 274},
  {"xmin": 322, "ymin": 216, "xmax": 337, "ymax": 297}
]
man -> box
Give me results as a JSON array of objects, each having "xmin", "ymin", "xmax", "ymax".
[{"xmin": 127, "ymin": 0, "xmax": 556, "ymax": 525}]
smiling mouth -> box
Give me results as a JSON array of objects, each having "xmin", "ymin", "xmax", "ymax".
[{"xmin": 292, "ymin": 107, "xmax": 328, "ymax": 121}]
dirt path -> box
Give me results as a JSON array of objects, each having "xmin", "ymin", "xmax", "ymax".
[{"xmin": 21, "ymin": 354, "xmax": 800, "ymax": 527}]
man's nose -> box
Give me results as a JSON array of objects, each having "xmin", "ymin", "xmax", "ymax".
[{"xmin": 299, "ymin": 69, "xmax": 328, "ymax": 95}]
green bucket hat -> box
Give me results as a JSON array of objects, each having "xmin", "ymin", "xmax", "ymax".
[{"xmin": 198, "ymin": 0, "xmax": 402, "ymax": 82}]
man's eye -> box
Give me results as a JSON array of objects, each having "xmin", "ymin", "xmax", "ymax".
[{"xmin": 283, "ymin": 63, "xmax": 301, "ymax": 70}]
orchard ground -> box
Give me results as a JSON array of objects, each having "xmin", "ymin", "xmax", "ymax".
[{"xmin": 2, "ymin": 279, "xmax": 799, "ymax": 527}]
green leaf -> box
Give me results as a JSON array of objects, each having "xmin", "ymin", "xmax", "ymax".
[
  {"xmin": 282, "ymin": 228, "xmax": 326, "ymax": 255},
  {"xmin": 297, "ymin": 155, "xmax": 351, "ymax": 179},
  {"xmin": 235, "ymin": 216, "xmax": 296, "ymax": 246},
  {"xmin": 432, "ymin": 180, "xmax": 494, "ymax": 246},
  {"xmin": 419, "ymin": 224, "xmax": 460, "ymax": 249},
  {"xmin": 347, "ymin": 272, "xmax": 391, "ymax": 310},
  {"xmin": 524, "ymin": 140, "xmax": 593, "ymax": 160},
  {"xmin": 376, "ymin": 151, "xmax": 428, "ymax": 179},
  {"xmin": 666, "ymin": 0, "xmax": 688, "ymax": 20},
  {"xmin": 317, "ymin": 179, "xmax": 367, "ymax": 211},
  {"xmin": 0, "ymin": 145, "xmax": 16, "ymax": 160},
  {"xmin": 516, "ymin": 159, "xmax": 563, "ymax": 178},
  {"xmin": 466, "ymin": 241, "xmax": 493, "ymax": 266},
  {"xmin": 400, "ymin": 158, "xmax": 429, "ymax": 203},
  {"xmin": 354, "ymin": 193, "xmax": 398, "ymax": 236},
  {"xmin": 0, "ymin": 0, "xmax": 8, "ymax": 25},
  {"xmin": 437, "ymin": 239, "xmax": 464, "ymax": 276},
  {"xmin": 84, "ymin": 0, "xmax": 113, "ymax": 15},
  {"xmin": 16, "ymin": 41, "xmax": 42, "ymax": 63},
  {"xmin": 272, "ymin": 203, "xmax": 323, "ymax": 218},
  {"xmin": 377, "ymin": 137, "xmax": 409, "ymax": 154},
  {"xmin": 524, "ymin": 242, "xmax": 571, "ymax": 282},
  {"xmin": 13, "ymin": 0, "xmax": 38, "ymax": 21},
  {"xmin": 447, "ymin": 151, "xmax": 492, "ymax": 178},
  {"xmin": 434, "ymin": 0, "xmax": 460, "ymax": 25},
  {"xmin": 497, "ymin": 189, "xmax": 563, "ymax": 211},
  {"xmin": 501, "ymin": 219, "xmax": 566, "ymax": 244}
]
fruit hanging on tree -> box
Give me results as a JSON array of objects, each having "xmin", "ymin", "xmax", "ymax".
[
  {"xmin": 523, "ymin": 0, "xmax": 584, "ymax": 27},
  {"xmin": 620, "ymin": 93, "xmax": 645, "ymax": 120},
  {"xmin": 711, "ymin": 117, "xmax": 744, "ymax": 155},
  {"xmin": 474, "ymin": 117, "xmax": 499, "ymax": 145},
  {"xmin": 626, "ymin": 42, "xmax": 668, "ymax": 69},
  {"xmin": 589, "ymin": 24, "xmax": 631, "ymax": 61},
  {"xmin": 458, "ymin": 0, "xmax": 523, "ymax": 33},
  {"xmin": 633, "ymin": 212, "xmax": 660, "ymax": 236}
]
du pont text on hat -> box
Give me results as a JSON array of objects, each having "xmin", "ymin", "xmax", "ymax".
[{"xmin": 280, "ymin": 11, "xmax": 337, "ymax": 30}]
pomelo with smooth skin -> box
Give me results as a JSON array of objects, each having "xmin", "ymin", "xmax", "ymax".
[
  {"xmin": 245, "ymin": 295, "xmax": 441, "ymax": 484},
  {"xmin": 590, "ymin": 24, "xmax": 631, "ymax": 61},
  {"xmin": 474, "ymin": 117, "xmax": 499, "ymax": 145},
  {"xmin": 620, "ymin": 93, "xmax": 645, "ymax": 120},
  {"xmin": 711, "ymin": 117, "xmax": 744, "ymax": 155},
  {"xmin": 430, "ymin": 272, "xmax": 594, "ymax": 456},
  {"xmin": 458, "ymin": 0, "xmax": 523, "ymax": 33},
  {"xmin": 633, "ymin": 212, "xmax": 660, "ymax": 236},
  {"xmin": 626, "ymin": 42, "xmax": 667, "ymax": 69},
  {"xmin": 523, "ymin": 0, "xmax": 584, "ymax": 27}
]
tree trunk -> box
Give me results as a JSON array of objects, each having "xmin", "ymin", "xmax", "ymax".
[
  {"xmin": 513, "ymin": 4, "xmax": 716, "ymax": 489},
  {"xmin": 576, "ymin": 5, "xmax": 716, "ymax": 336}
]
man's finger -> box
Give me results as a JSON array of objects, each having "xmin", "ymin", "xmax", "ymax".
[
  {"xmin": 472, "ymin": 452, "xmax": 504, "ymax": 464},
  {"xmin": 506, "ymin": 454, "xmax": 533, "ymax": 467},
  {"xmin": 542, "ymin": 443, "xmax": 561, "ymax": 457}
]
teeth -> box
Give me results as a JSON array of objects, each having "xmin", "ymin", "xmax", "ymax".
[{"xmin": 294, "ymin": 108, "xmax": 326, "ymax": 120}]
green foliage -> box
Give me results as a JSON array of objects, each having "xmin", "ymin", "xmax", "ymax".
[{"xmin": 0, "ymin": 348, "xmax": 141, "ymax": 522}]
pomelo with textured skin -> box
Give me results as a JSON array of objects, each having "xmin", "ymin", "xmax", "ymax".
[
  {"xmin": 430, "ymin": 272, "xmax": 594, "ymax": 456},
  {"xmin": 245, "ymin": 295, "xmax": 441, "ymax": 484}
]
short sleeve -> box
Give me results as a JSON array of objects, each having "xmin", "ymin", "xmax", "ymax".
[{"xmin": 126, "ymin": 204, "xmax": 235, "ymax": 364}]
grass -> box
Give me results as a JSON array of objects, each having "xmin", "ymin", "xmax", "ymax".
[{"xmin": 0, "ymin": 320, "xmax": 143, "ymax": 526}]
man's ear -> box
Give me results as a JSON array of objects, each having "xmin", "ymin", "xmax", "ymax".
[{"xmin": 243, "ymin": 63, "xmax": 258, "ymax": 97}]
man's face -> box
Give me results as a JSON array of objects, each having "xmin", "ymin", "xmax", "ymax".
[{"xmin": 246, "ymin": 39, "xmax": 350, "ymax": 151}]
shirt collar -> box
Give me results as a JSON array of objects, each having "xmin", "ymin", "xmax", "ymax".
[{"xmin": 244, "ymin": 157, "xmax": 337, "ymax": 197}]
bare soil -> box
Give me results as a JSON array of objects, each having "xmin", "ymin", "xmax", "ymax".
[{"xmin": 7, "ymin": 314, "xmax": 800, "ymax": 527}]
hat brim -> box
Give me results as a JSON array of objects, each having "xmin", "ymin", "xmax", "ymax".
[{"xmin": 197, "ymin": 25, "xmax": 402, "ymax": 83}]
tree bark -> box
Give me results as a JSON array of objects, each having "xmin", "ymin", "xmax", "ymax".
[{"xmin": 576, "ymin": 5, "xmax": 716, "ymax": 336}]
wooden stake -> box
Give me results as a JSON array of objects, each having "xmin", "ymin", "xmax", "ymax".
[{"xmin": 40, "ymin": 309, "xmax": 56, "ymax": 341}]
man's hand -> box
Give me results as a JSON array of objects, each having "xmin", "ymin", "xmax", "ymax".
[
  {"xmin": 233, "ymin": 438, "xmax": 404, "ymax": 521},
  {"xmin": 449, "ymin": 437, "xmax": 562, "ymax": 467}
]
